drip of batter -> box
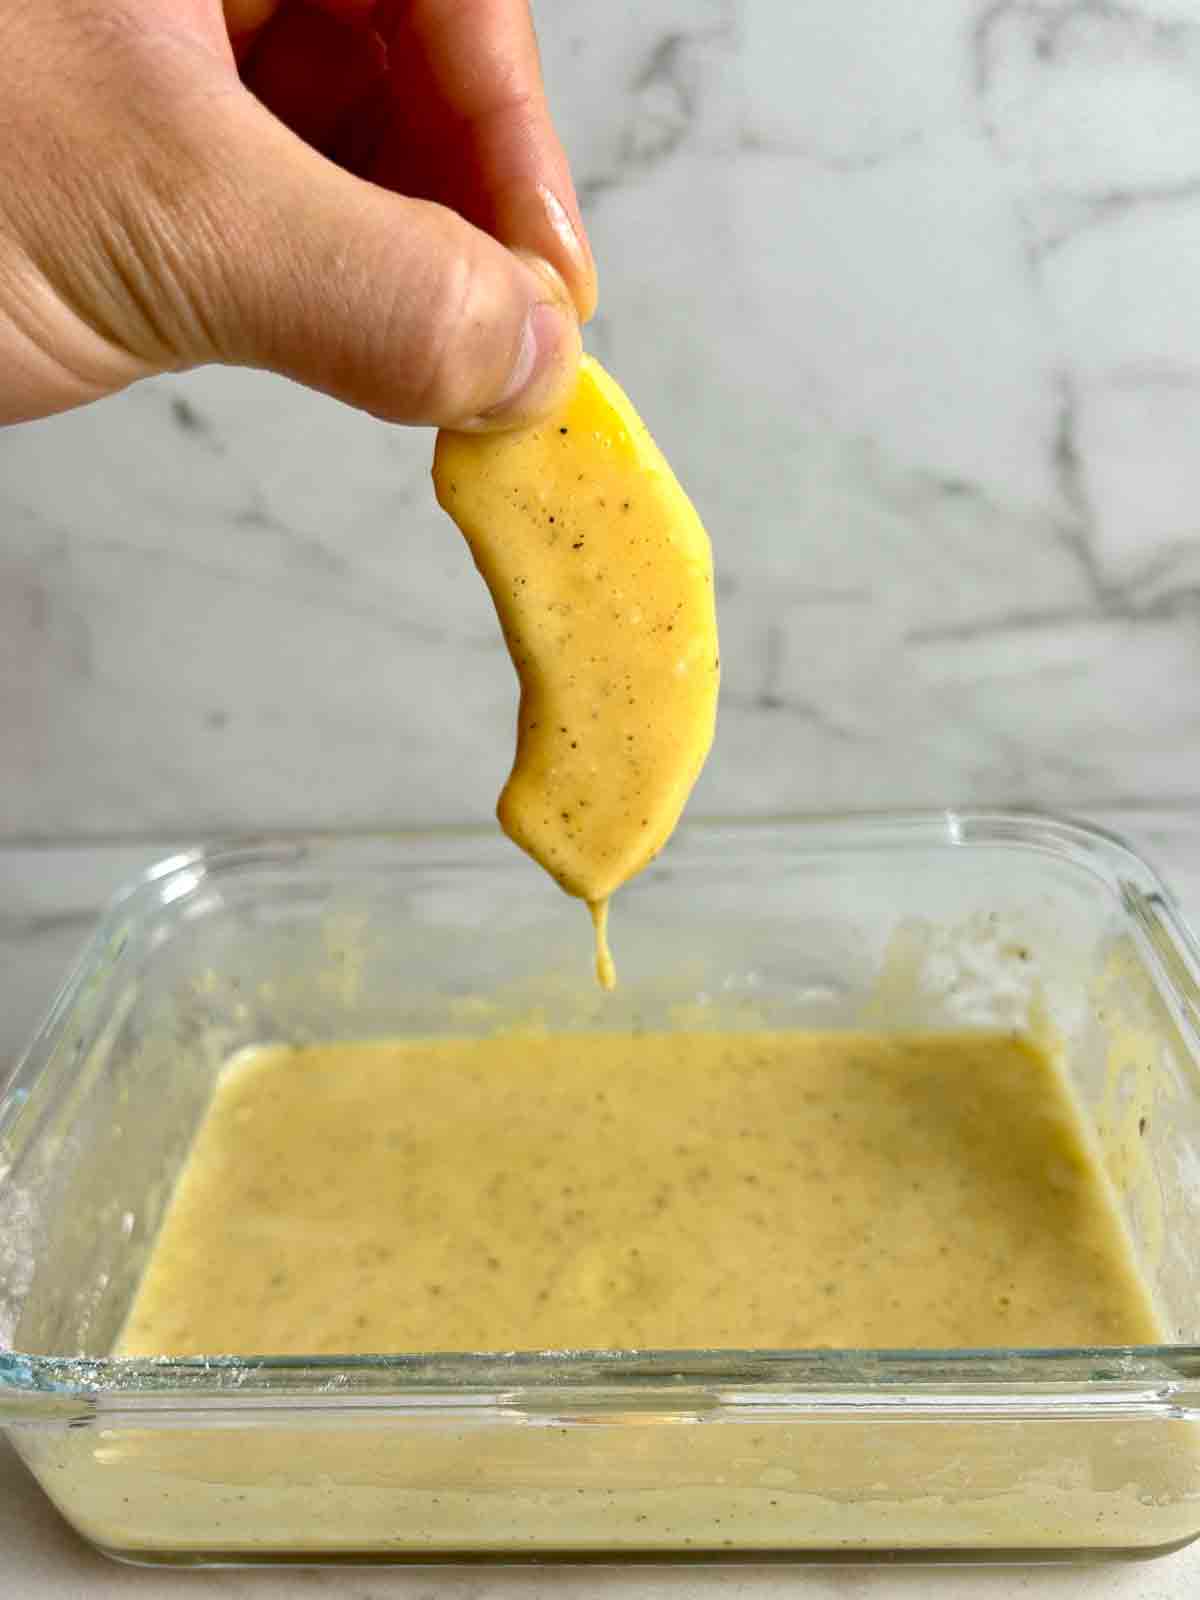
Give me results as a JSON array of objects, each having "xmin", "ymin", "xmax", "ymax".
[{"xmin": 588, "ymin": 899, "xmax": 615, "ymax": 992}]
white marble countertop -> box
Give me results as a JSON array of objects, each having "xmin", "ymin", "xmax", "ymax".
[{"xmin": 1, "ymin": 808, "xmax": 1200, "ymax": 1597}]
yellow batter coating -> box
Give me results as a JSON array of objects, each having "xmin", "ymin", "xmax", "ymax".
[{"xmin": 434, "ymin": 357, "xmax": 719, "ymax": 986}]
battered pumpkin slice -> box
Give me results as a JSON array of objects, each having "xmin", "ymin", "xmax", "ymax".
[{"xmin": 434, "ymin": 355, "xmax": 719, "ymax": 986}]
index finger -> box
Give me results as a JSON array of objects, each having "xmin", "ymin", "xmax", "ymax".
[{"xmin": 377, "ymin": 0, "xmax": 597, "ymax": 321}]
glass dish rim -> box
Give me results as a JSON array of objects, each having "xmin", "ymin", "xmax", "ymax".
[{"xmin": 5, "ymin": 805, "xmax": 1200, "ymax": 1420}]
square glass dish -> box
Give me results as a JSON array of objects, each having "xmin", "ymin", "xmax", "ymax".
[{"xmin": 3, "ymin": 811, "xmax": 1200, "ymax": 1567}]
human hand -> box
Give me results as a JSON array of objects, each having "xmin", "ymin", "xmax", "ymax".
[{"xmin": 0, "ymin": 0, "xmax": 595, "ymax": 427}]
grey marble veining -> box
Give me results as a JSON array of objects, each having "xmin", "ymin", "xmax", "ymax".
[{"xmin": 3, "ymin": 0, "xmax": 1200, "ymax": 843}]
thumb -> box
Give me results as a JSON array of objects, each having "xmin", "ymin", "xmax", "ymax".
[{"xmin": 181, "ymin": 95, "xmax": 582, "ymax": 428}]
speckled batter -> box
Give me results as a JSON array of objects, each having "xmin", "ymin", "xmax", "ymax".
[
  {"xmin": 117, "ymin": 1029, "xmax": 1158, "ymax": 1356},
  {"xmin": 433, "ymin": 356, "xmax": 719, "ymax": 987}
]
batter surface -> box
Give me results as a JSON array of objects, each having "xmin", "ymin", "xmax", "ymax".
[{"xmin": 117, "ymin": 1030, "xmax": 1159, "ymax": 1357}]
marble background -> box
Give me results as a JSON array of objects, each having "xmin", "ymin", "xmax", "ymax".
[{"xmin": 6, "ymin": 0, "xmax": 1200, "ymax": 843}]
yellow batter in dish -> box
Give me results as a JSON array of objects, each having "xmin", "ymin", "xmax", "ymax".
[{"xmin": 117, "ymin": 1029, "xmax": 1158, "ymax": 1357}]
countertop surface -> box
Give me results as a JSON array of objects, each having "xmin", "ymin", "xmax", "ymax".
[
  {"xmin": 5, "ymin": 0, "xmax": 1200, "ymax": 1592},
  {"xmin": 2, "ymin": 809, "xmax": 1200, "ymax": 1598}
]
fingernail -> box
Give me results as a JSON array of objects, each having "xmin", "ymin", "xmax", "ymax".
[
  {"xmin": 464, "ymin": 293, "xmax": 580, "ymax": 431},
  {"xmin": 495, "ymin": 302, "xmax": 543, "ymax": 408},
  {"xmin": 537, "ymin": 184, "xmax": 597, "ymax": 319},
  {"xmin": 492, "ymin": 180, "xmax": 599, "ymax": 324},
  {"xmin": 491, "ymin": 300, "xmax": 572, "ymax": 415}
]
